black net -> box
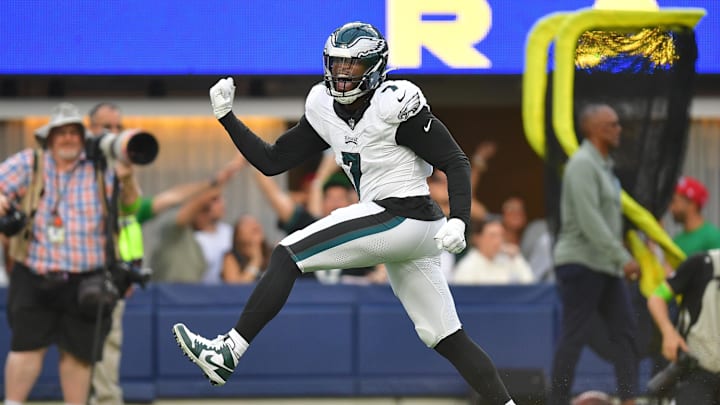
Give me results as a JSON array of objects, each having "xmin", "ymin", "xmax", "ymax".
[{"xmin": 545, "ymin": 26, "xmax": 698, "ymax": 238}]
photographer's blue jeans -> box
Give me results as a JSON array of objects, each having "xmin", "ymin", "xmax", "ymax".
[{"xmin": 548, "ymin": 264, "xmax": 639, "ymax": 405}]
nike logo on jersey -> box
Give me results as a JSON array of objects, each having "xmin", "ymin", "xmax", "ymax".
[
  {"xmin": 424, "ymin": 119, "xmax": 432, "ymax": 132},
  {"xmin": 397, "ymin": 91, "xmax": 406, "ymax": 102}
]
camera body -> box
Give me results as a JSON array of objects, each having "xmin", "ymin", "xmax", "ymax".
[
  {"xmin": 111, "ymin": 261, "xmax": 151, "ymax": 296},
  {"xmin": 77, "ymin": 270, "xmax": 119, "ymax": 313},
  {"xmin": 77, "ymin": 262, "xmax": 151, "ymax": 315},
  {"xmin": 0, "ymin": 204, "xmax": 28, "ymax": 236},
  {"xmin": 646, "ymin": 351, "xmax": 699, "ymax": 396},
  {"xmin": 85, "ymin": 130, "xmax": 159, "ymax": 166}
]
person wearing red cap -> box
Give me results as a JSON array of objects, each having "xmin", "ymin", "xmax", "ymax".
[{"xmin": 669, "ymin": 176, "xmax": 720, "ymax": 255}]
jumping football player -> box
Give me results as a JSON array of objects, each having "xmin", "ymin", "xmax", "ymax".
[{"xmin": 172, "ymin": 21, "xmax": 516, "ymax": 405}]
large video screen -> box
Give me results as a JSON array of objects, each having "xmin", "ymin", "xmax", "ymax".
[{"xmin": 0, "ymin": 0, "xmax": 716, "ymax": 75}]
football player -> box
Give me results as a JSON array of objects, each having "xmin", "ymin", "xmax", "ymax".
[{"xmin": 172, "ymin": 22, "xmax": 516, "ymax": 405}]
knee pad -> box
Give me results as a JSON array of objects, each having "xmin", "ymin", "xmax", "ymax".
[{"xmin": 415, "ymin": 324, "xmax": 461, "ymax": 348}]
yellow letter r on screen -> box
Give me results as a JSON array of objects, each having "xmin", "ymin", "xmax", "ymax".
[{"xmin": 387, "ymin": 0, "xmax": 492, "ymax": 69}]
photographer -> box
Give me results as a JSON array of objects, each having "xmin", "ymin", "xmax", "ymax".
[
  {"xmin": 0, "ymin": 102, "xmax": 140, "ymax": 405},
  {"xmin": 647, "ymin": 249, "xmax": 720, "ymax": 404},
  {"xmin": 87, "ymin": 101, "xmax": 242, "ymax": 405},
  {"xmin": 86, "ymin": 101, "xmax": 140, "ymax": 405}
]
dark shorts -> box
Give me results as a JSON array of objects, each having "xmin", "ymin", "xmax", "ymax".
[{"xmin": 6, "ymin": 263, "xmax": 112, "ymax": 363}]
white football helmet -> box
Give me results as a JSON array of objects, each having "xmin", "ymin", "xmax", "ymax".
[{"xmin": 323, "ymin": 22, "xmax": 389, "ymax": 104}]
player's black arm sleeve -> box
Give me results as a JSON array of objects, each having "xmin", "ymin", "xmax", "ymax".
[
  {"xmin": 396, "ymin": 107, "xmax": 471, "ymax": 227},
  {"xmin": 219, "ymin": 113, "xmax": 330, "ymax": 176}
]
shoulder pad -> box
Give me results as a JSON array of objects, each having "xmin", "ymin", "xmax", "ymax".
[
  {"xmin": 305, "ymin": 83, "xmax": 331, "ymax": 128},
  {"xmin": 373, "ymin": 80, "xmax": 427, "ymax": 124},
  {"xmin": 305, "ymin": 83, "xmax": 328, "ymax": 112}
]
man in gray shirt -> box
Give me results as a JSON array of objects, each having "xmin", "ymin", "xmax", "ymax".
[{"xmin": 548, "ymin": 104, "xmax": 641, "ymax": 405}]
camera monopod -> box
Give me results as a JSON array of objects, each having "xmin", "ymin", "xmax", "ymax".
[{"xmin": 85, "ymin": 167, "xmax": 121, "ymax": 405}]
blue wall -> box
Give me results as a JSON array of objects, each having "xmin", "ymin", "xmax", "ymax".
[{"xmin": 0, "ymin": 283, "xmax": 652, "ymax": 402}]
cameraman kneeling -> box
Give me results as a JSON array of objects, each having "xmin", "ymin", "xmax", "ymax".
[{"xmin": 647, "ymin": 250, "xmax": 720, "ymax": 405}]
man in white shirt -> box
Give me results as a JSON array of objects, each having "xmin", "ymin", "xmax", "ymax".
[{"xmin": 194, "ymin": 193, "xmax": 233, "ymax": 284}]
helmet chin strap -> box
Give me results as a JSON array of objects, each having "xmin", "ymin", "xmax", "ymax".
[
  {"xmin": 331, "ymin": 81, "xmax": 363, "ymax": 104},
  {"xmin": 335, "ymin": 94, "xmax": 359, "ymax": 105},
  {"xmin": 324, "ymin": 68, "xmax": 378, "ymax": 105},
  {"xmin": 335, "ymin": 92, "xmax": 372, "ymax": 110}
]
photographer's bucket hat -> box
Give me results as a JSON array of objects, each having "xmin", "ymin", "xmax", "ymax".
[{"xmin": 34, "ymin": 102, "xmax": 86, "ymax": 141}]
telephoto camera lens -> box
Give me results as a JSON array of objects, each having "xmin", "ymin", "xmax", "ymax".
[{"xmin": 85, "ymin": 130, "xmax": 159, "ymax": 165}]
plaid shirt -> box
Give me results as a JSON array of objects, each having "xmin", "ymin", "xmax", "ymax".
[{"xmin": 0, "ymin": 148, "xmax": 115, "ymax": 274}]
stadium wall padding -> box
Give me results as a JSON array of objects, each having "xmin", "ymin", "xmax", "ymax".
[{"xmin": 0, "ymin": 283, "xmax": 655, "ymax": 401}]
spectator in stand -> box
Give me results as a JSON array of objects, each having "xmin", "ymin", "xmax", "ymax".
[
  {"xmin": 452, "ymin": 216, "xmax": 534, "ymax": 285},
  {"xmin": 501, "ymin": 197, "xmax": 526, "ymax": 248},
  {"xmin": 150, "ymin": 159, "xmax": 244, "ymax": 284},
  {"xmin": 289, "ymin": 172, "xmax": 315, "ymax": 208},
  {"xmin": 222, "ymin": 214, "xmax": 272, "ymax": 284},
  {"xmin": 500, "ymin": 196, "xmax": 554, "ymax": 283},
  {"xmin": 519, "ymin": 217, "xmax": 555, "ymax": 282},
  {"xmin": 193, "ymin": 192, "xmax": 234, "ymax": 285},
  {"xmin": 669, "ymin": 176, "xmax": 720, "ymax": 255}
]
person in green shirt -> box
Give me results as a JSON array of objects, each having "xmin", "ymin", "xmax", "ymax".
[
  {"xmin": 669, "ymin": 176, "xmax": 720, "ymax": 255},
  {"xmin": 90, "ymin": 105, "xmax": 243, "ymax": 405}
]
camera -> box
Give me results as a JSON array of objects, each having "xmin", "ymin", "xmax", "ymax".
[
  {"xmin": 85, "ymin": 129, "xmax": 159, "ymax": 165},
  {"xmin": 77, "ymin": 270, "xmax": 120, "ymax": 313},
  {"xmin": 646, "ymin": 351, "xmax": 699, "ymax": 396},
  {"xmin": 111, "ymin": 261, "xmax": 151, "ymax": 296},
  {"xmin": 77, "ymin": 263, "xmax": 151, "ymax": 315},
  {"xmin": 0, "ymin": 204, "xmax": 28, "ymax": 236}
]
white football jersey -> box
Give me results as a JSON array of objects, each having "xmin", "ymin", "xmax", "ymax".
[{"xmin": 305, "ymin": 80, "xmax": 433, "ymax": 202}]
